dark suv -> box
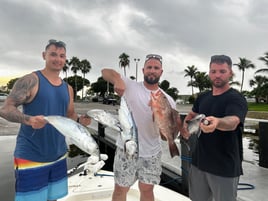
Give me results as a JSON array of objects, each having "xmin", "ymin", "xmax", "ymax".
[{"xmin": 103, "ymin": 96, "xmax": 117, "ymax": 105}]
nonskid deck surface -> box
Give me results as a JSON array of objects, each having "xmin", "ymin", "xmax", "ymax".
[{"xmin": 59, "ymin": 170, "xmax": 191, "ymax": 201}]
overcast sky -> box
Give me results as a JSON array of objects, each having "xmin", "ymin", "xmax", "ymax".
[{"xmin": 0, "ymin": 0, "xmax": 267, "ymax": 94}]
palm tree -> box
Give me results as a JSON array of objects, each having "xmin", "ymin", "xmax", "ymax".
[
  {"xmin": 159, "ymin": 80, "xmax": 170, "ymax": 91},
  {"xmin": 184, "ymin": 65, "xmax": 198, "ymax": 96},
  {"xmin": 119, "ymin": 53, "xmax": 130, "ymax": 76},
  {"xmin": 229, "ymin": 78, "xmax": 241, "ymax": 88},
  {"xmin": 69, "ymin": 56, "xmax": 81, "ymax": 100},
  {"xmin": 62, "ymin": 59, "xmax": 70, "ymax": 82},
  {"xmin": 80, "ymin": 59, "xmax": 91, "ymax": 99},
  {"xmin": 192, "ymin": 71, "xmax": 211, "ymax": 93},
  {"xmin": 255, "ymin": 52, "xmax": 268, "ymax": 74},
  {"xmin": 249, "ymin": 75, "xmax": 268, "ymax": 103},
  {"xmin": 233, "ymin": 57, "xmax": 255, "ymax": 92}
]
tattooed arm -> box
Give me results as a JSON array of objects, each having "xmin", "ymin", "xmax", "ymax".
[
  {"xmin": 200, "ymin": 115, "xmax": 240, "ymax": 133},
  {"xmin": 0, "ymin": 73, "xmax": 45, "ymax": 128}
]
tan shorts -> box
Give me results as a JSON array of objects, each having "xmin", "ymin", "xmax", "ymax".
[{"xmin": 113, "ymin": 148, "xmax": 162, "ymax": 187}]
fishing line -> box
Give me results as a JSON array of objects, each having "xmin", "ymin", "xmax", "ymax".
[
  {"xmin": 237, "ymin": 183, "xmax": 255, "ymax": 190},
  {"xmin": 160, "ymin": 176, "xmax": 182, "ymax": 185},
  {"xmin": 180, "ymin": 155, "xmax": 192, "ymax": 162}
]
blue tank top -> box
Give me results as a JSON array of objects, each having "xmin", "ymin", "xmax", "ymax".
[{"xmin": 14, "ymin": 71, "xmax": 70, "ymax": 162}]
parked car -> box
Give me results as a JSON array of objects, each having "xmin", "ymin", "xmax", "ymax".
[
  {"xmin": 0, "ymin": 93, "xmax": 8, "ymax": 101},
  {"xmin": 103, "ymin": 96, "xmax": 117, "ymax": 105},
  {"xmin": 176, "ymin": 99, "xmax": 184, "ymax": 104},
  {"xmin": 245, "ymin": 97, "xmax": 256, "ymax": 103},
  {"xmin": 91, "ymin": 96, "xmax": 104, "ymax": 102}
]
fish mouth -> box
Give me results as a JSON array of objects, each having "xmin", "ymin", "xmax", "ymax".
[
  {"xmin": 124, "ymin": 140, "xmax": 138, "ymax": 159},
  {"xmin": 186, "ymin": 114, "xmax": 205, "ymax": 123},
  {"xmin": 186, "ymin": 114, "xmax": 209, "ymax": 138}
]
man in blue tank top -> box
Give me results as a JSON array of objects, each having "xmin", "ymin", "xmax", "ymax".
[
  {"xmin": 0, "ymin": 39, "xmax": 91, "ymax": 201},
  {"xmin": 181, "ymin": 55, "xmax": 248, "ymax": 201}
]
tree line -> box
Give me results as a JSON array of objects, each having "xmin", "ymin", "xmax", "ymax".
[
  {"xmin": 2, "ymin": 52, "xmax": 268, "ymax": 103},
  {"xmin": 183, "ymin": 53, "xmax": 268, "ymax": 103}
]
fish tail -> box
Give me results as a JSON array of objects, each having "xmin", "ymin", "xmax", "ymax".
[{"xmin": 168, "ymin": 141, "xmax": 180, "ymax": 158}]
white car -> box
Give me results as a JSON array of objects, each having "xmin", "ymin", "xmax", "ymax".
[{"xmin": 0, "ymin": 93, "xmax": 8, "ymax": 101}]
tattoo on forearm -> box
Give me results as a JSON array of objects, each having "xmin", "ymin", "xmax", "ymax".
[
  {"xmin": 217, "ymin": 116, "xmax": 239, "ymax": 131},
  {"xmin": 2, "ymin": 109, "xmax": 30, "ymax": 124}
]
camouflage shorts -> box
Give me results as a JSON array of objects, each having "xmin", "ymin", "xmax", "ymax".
[{"xmin": 113, "ymin": 148, "xmax": 162, "ymax": 187}]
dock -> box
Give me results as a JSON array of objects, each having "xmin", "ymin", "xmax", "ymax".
[{"xmin": 0, "ymin": 102, "xmax": 268, "ymax": 201}]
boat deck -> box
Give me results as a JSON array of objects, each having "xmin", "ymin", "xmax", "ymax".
[{"xmin": 60, "ymin": 170, "xmax": 190, "ymax": 201}]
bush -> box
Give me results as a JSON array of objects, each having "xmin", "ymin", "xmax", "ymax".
[{"xmin": 188, "ymin": 95, "xmax": 195, "ymax": 104}]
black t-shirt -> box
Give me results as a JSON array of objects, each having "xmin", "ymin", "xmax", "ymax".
[{"xmin": 191, "ymin": 88, "xmax": 248, "ymax": 177}]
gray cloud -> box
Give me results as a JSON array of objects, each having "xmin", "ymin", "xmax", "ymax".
[{"xmin": 0, "ymin": 0, "xmax": 267, "ymax": 94}]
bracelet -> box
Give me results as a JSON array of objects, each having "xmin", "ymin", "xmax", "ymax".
[{"xmin": 76, "ymin": 117, "xmax": 80, "ymax": 123}]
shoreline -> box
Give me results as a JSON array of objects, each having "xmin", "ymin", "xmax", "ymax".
[{"xmin": 0, "ymin": 102, "xmax": 267, "ymax": 137}]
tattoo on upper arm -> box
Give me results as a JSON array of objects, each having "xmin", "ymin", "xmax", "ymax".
[
  {"xmin": 9, "ymin": 74, "xmax": 38, "ymax": 106},
  {"xmin": 0, "ymin": 74, "xmax": 38, "ymax": 124}
]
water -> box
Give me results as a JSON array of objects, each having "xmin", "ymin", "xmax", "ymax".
[{"xmin": 243, "ymin": 135, "xmax": 259, "ymax": 165}]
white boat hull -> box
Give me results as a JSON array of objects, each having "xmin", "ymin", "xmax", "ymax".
[{"xmin": 59, "ymin": 170, "xmax": 190, "ymax": 201}]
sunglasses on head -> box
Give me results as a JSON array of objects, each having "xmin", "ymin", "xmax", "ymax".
[
  {"xmin": 145, "ymin": 54, "xmax": 162, "ymax": 63},
  {"xmin": 48, "ymin": 39, "xmax": 66, "ymax": 48}
]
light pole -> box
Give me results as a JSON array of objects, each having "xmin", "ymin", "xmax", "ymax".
[{"xmin": 134, "ymin": 58, "xmax": 140, "ymax": 81}]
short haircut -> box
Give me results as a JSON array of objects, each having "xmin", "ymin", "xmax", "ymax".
[
  {"xmin": 210, "ymin": 55, "xmax": 232, "ymax": 67},
  {"xmin": 45, "ymin": 39, "xmax": 66, "ymax": 50}
]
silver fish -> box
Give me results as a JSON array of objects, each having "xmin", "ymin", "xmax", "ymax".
[
  {"xmin": 118, "ymin": 97, "xmax": 138, "ymax": 158},
  {"xmin": 44, "ymin": 116, "xmax": 99, "ymax": 156},
  {"xmin": 87, "ymin": 109, "xmax": 121, "ymax": 132},
  {"xmin": 187, "ymin": 114, "xmax": 209, "ymax": 137}
]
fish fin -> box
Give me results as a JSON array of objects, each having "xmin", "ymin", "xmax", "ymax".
[
  {"xmin": 171, "ymin": 108, "xmax": 179, "ymax": 114},
  {"xmin": 197, "ymin": 128, "xmax": 202, "ymax": 137},
  {"xmin": 171, "ymin": 110, "xmax": 180, "ymax": 139},
  {"xmin": 168, "ymin": 140, "xmax": 180, "ymax": 157},
  {"xmin": 148, "ymin": 98, "xmax": 152, "ymax": 106},
  {"xmin": 160, "ymin": 131, "xmax": 167, "ymax": 141}
]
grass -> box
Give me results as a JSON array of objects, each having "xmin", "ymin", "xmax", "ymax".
[
  {"xmin": 248, "ymin": 103, "xmax": 268, "ymax": 112},
  {"xmin": 247, "ymin": 103, "xmax": 268, "ymax": 119}
]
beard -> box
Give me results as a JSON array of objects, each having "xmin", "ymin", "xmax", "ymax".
[
  {"xmin": 144, "ymin": 75, "xmax": 160, "ymax": 85},
  {"xmin": 212, "ymin": 78, "xmax": 228, "ymax": 88}
]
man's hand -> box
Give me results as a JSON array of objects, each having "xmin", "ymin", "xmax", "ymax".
[
  {"xmin": 29, "ymin": 115, "xmax": 47, "ymax": 129},
  {"xmin": 113, "ymin": 79, "xmax": 126, "ymax": 97},
  {"xmin": 78, "ymin": 114, "xmax": 91, "ymax": 126}
]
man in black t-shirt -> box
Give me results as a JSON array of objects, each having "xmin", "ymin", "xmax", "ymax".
[{"xmin": 181, "ymin": 55, "xmax": 248, "ymax": 201}]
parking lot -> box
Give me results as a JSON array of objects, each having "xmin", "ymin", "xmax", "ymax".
[{"xmin": 0, "ymin": 93, "xmax": 8, "ymax": 101}]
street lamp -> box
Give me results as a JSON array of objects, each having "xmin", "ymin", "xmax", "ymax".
[{"xmin": 134, "ymin": 58, "xmax": 140, "ymax": 81}]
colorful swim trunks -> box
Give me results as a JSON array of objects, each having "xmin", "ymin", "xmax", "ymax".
[{"xmin": 14, "ymin": 155, "xmax": 68, "ymax": 201}]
